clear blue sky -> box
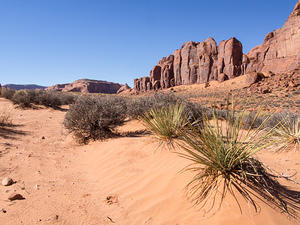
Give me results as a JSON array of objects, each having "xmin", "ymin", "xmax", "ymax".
[{"xmin": 0, "ymin": 0, "xmax": 298, "ymax": 87}]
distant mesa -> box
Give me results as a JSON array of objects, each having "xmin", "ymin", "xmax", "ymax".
[
  {"xmin": 3, "ymin": 84, "xmax": 47, "ymax": 90},
  {"xmin": 133, "ymin": 0, "xmax": 300, "ymax": 92},
  {"xmin": 46, "ymin": 79, "xmax": 124, "ymax": 94}
]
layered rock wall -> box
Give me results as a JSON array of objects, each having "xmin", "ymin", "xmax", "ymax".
[
  {"xmin": 47, "ymin": 79, "xmax": 122, "ymax": 94},
  {"xmin": 133, "ymin": 1, "xmax": 300, "ymax": 92},
  {"xmin": 134, "ymin": 37, "xmax": 243, "ymax": 92}
]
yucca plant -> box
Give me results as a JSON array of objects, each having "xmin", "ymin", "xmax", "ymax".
[
  {"xmin": 273, "ymin": 117, "xmax": 300, "ymax": 151},
  {"xmin": 141, "ymin": 103, "xmax": 189, "ymax": 146},
  {"xmin": 178, "ymin": 109, "xmax": 300, "ymax": 217}
]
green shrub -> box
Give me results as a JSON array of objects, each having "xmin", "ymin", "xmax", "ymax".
[
  {"xmin": 141, "ymin": 103, "xmax": 189, "ymax": 145},
  {"xmin": 64, "ymin": 95, "xmax": 127, "ymax": 143}
]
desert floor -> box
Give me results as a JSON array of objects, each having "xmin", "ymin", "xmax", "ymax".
[{"xmin": 0, "ymin": 98, "xmax": 300, "ymax": 225}]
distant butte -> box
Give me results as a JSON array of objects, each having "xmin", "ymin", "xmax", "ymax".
[{"xmin": 47, "ymin": 79, "xmax": 123, "ymax": 94}]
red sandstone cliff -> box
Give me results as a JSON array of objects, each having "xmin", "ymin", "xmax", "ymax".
[{"xmin": 133, "ymin": 1, "xmax": 300, "ymax": 92}]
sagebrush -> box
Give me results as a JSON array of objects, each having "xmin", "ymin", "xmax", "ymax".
[
  {"xmin": 0, "ymin": 88, "xmax": 76, "ymax": 108},
  {"xmin": 64, "ymin": 95, "xmax": 127, "ymax": 143}
]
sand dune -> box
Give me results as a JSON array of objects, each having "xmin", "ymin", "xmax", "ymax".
[{"xmin": 0, "ymin": 98, "xmax": 299, "ymax": 225}]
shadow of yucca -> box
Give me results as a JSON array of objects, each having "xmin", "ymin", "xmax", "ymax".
[
  {"xmin": 120, "ymin": 129, "xmax": 151, "ymax": 138},
  {"xmin": 237, "ymin": 158, "xmax": 300, "ymax": 217},
  {"xmin": 0, "ymin": 124, "xmax": 27, "ymax": 140}
]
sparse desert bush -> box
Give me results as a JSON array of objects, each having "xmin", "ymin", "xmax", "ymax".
[
  {"xmin": 11, "ymin": 90, "xmax": 33, "ymax": 108},
  {"xmin": 141, "ymin": 103, "xmax": 189, "ymax": 145},
  {"xmin": 0, "ymin": 87, "xmax": 16, "ymax": 100},
  {"xmin": 33, "ymin": 90, "xmax": 63, "ymax": 108},
  {"xmin": 35, "ymin": 90, "xmax": 77, "ymax": 107},
  {"xmin": 126, "ymin": 93, "xmax": 184, "ymax": 118},
  {"xmin": 64, "ymin": 95, "xmax": 127, "ymax": 143},
  {"xmin": 3, "ymin": 89, "xmax": 76, "ymax": 109},
  {"xmin": 273, "ymin": 117, "xmax": 300, "ymax": 151},
  {"xmin": 179, "ymin": 110, "xmax": 300, "ymax": 217},
  {"xmin": 217, "ymin": 108, "xmax": 300, "ymax": 132},
  {"xmin": 126, "ymin": 93, "xmax": 203, "ymax": 123},
  {"xmin": 59, "ymin": 93, "xmax": 77, "ymax": 105}
]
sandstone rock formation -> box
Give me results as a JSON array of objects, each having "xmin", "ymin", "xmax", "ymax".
[
  {"xmin": 134, "ymin": 37, "xmax": 244, "ymax": 92},
  {"xmin": 133, "ymin": 1, "xmax": 300, "ymax": 92},
  {"xmin": 245, "ymin": 72, "xmax": 264, "ymax": 86},
  {"xmin": 47, "ymin": 79, "xmax": 122, "ymax": 94},
  {"xmin": 246, "ymin": 1, "xmax": 300, "ymax": 74},
  {"xmin": 117, "ymin": 83, "xmax": 131, "ymax": 94}
]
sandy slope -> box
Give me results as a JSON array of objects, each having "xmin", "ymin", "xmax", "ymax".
[{"xmin": 0, "ymin": 98, "xmax": 299, "ymax": 225}]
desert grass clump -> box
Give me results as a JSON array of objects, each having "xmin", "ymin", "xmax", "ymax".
[
  {"xmin": 64, "ymin": 95, "xmax": 127, "ymax": 144},
  {"xmin": 273, "ymin": 117, "xmax": 300, "ymax": 151},
  {"xmin": 0, "ymin": 107, "xmax": 12, "ymax": 126},
  {"xmin": 179, "ymin": 110, "xmax": 300, "ymax": 217},
  {"xmin": 141, "ymin": 103, "xmax": 189, "ymax": 146}
]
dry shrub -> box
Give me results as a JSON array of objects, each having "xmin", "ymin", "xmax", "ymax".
[
  {"xmin": 0, "ymin": 87, "xmax": 16, "ymax": 100},
  {"xmin": 126, "ymin": 93, "xmax": 203, "ymax": 123},
  {"xmin": 3, "ymin": 89, "xmax": 76, "ymax": 109},
  {"xmin": 126, "ymin": 93, "xmax": 185, "ymax": 118},
  {"xmin": 64, "ymin": 95, "xmax": 127, "ymax": 143}
]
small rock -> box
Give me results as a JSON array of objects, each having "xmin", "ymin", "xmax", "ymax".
[
  {"xmin": 218, "ymin": 73, "xmax": 228, "ymax": 82},
  {"xmin": 8, "ymin": 193, "xmax": 25, "ymax": 201},
  {"xmin": 41, "ymin": 136, "xmax": 45, "ymax": 140},
  {"xmin": 106, "ymin": 195, "xmax": 118, "ymax": 205},
  {"xmin": 245, "ymin": 72, "xmax": 264, "ymax": 86},
  {"xmin": 1, "ymin": 208, "xmax": 7, "ymax": 213},
  {"xmin": 35, "ymin": 184, "xmax": 40, "ymax": 190},
  {"xmin": 2, "ymin": 177, "xmax": 13, "ymax": 186}
]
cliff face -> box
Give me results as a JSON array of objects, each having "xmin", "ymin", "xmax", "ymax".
[
  {"xmin": 133, "ymin": 1, "xmax": 300, "ymax": 92},
  {"xmin": 246, "ymin": 1, "xmax": 300, "ymax": 74},
  {"xmin": 47, "ymin": 79, "xmax": 122, "ymax": 94}
]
